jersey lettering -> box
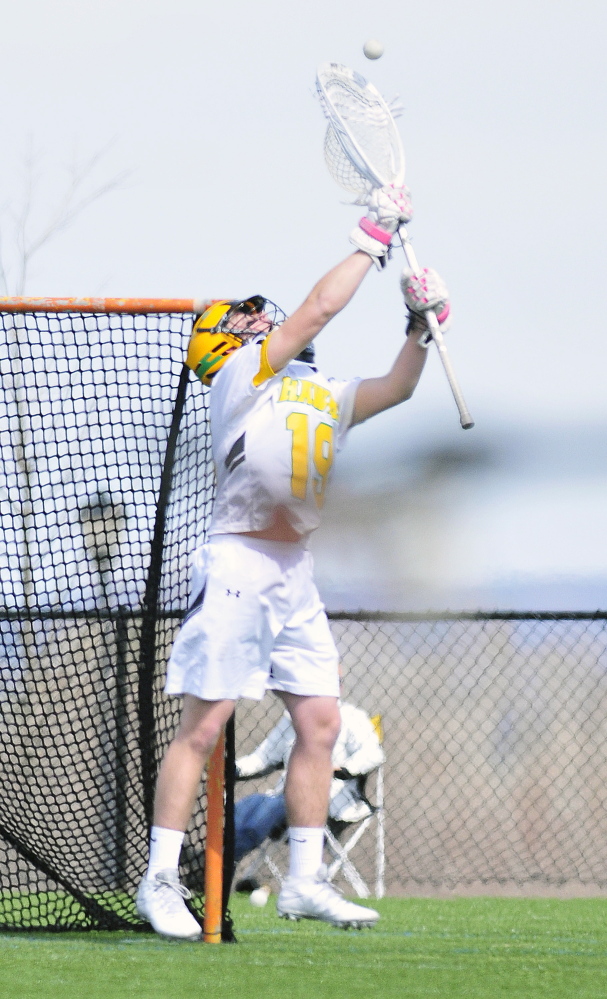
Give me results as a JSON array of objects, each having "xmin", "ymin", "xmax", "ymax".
[{"xmin": 279, "ymin": 376, "xmax": 339, "ymax": 419}]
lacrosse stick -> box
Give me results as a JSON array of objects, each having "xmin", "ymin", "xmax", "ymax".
[{"xmin": 316, "ymin": 63, "xmax": 474, "ymax": 430}]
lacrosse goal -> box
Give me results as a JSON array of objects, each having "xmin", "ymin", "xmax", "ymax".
[{"xmin": 0, "ymin": 297, "xmax": 235, "ymax": 939}]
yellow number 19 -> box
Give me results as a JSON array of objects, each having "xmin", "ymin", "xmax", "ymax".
[{"xmin": 286, "ymin": 412, "xmax": 334, "ymax": 508}]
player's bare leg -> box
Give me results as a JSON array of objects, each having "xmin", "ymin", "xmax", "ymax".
[
  {"xmin": 154, "ymin": 695, "xmax": 236, "ymax": 830},
  {"xmin": 276, "ymin": 692, "xmax": 380, "ymax": 928},
  {"xmin": 137, "ymin": 695, "xmax": 235, "ymax": 940},
  {"xmin": 280, "ymin": 693, "xmax": 339, "ymax": 827}
]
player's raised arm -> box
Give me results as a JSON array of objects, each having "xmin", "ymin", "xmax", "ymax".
[
  {"xmin": 351, "ymin": 267, "xmax": 451, "ymax": 425},
  {"xmin": 265, "ymin": 252, "xmax": 371, "ymax": 373},
  {"xmin": 265, "ymin": 184, "xmax": 412, "ymax": 374}
]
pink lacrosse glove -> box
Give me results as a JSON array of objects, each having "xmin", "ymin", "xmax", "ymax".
[
  {"xmin": 350, "ymin": 184, "xmax": 413, "ymax": 269},
  {"xmin": 401, "ymin": 267, "xmax": 451, "ymax": 346}
]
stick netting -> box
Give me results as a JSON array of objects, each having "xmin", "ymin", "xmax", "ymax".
[
  {"xmin": 317, "ymin": 65, "xmax": 404, "ymax": 194},
  {"xmin": 0, "ymin": 310, "xmax": 217, "ymax": 930}
]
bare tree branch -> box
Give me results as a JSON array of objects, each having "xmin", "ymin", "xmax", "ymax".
[{"xmin": 0, "ymin": 143, "xmax": 130, "ymax": 295}]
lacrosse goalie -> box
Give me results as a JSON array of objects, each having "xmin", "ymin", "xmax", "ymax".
[{"xmin": 136, "ymin": 183, "xmax": 451, "ymax": 939}]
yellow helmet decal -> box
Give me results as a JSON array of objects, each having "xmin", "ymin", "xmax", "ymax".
[{"xmin": 195, "ymin": 300, "xmax": 233, "ymax": 331}]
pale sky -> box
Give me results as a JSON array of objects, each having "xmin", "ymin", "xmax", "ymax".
[{"xmin": 1, "ymin": 0, "xmax": 606, "ymax": 608}]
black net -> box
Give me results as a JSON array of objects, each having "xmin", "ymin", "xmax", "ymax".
[{"xmin": 0, "ymin": 310, "xmax": 219, "ymax": 930}]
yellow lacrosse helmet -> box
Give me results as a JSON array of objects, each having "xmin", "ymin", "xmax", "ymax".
[
  {"xmin": 187, "ymin": 300, "xmax": 242, "ymax": 386},
  {"xmin": 187, "ymin": 295, "xmax": 285, "ymax": 386}
]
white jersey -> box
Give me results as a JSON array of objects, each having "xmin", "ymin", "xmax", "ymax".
[{"xmin": 208, "ymin": 338, "xmax": 360, "ymax": 537}]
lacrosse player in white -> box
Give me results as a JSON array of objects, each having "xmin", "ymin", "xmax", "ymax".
[{"xmin": 136, "ymin": 184, "xmax": 451, "ymax": 938}]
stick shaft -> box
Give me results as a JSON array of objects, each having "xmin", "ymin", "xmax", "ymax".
[{"xmin": 398, "ymin": 230, "xmax": 474, "ymax": 429}]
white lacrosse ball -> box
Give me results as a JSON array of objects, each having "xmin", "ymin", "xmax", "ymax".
[
  {"xmin": 249, "ymin": 886, "xmax": 270, "ymax": 908},
  {"xmin": 363, "ymin": 39, "xmax": 384, "ymax": 60}
]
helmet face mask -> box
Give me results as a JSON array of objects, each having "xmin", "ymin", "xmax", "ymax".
[
  {"xmin": 212, "ymin": 296, "xmax": 286, "ymax": 339},
  {"xmin": 219, "ymin": 297, "xmax": 275, "ymax": 341}
]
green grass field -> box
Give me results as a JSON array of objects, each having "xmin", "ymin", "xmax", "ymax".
[{"xmin": 2, "ymin": 896, "xmax": 607, "ymax": 999}]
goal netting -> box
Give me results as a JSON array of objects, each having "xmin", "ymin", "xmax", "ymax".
[{"xmin": 0, "ymin": 304, "xmax": 234, "ymax": 933}]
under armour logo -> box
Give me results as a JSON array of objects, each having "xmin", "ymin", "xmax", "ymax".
[{"xmin": 226, "ymin": 589, "xmax": 241, "ymax": 598}]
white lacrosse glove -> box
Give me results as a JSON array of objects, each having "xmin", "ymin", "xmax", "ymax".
[
  {"xmin": 350, "ymin": 184, "xmax": 413, "ymax": 270},
  {"xmin": 402, "ymin": 267, "xmax": 451, "ymax": 346}
]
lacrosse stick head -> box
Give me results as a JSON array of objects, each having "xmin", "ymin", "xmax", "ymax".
[{"xmin": 316, "ymin": 62, "xmax": 406, "ymax": 197}]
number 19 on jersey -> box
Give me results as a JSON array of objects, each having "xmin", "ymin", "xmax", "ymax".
[{"xmin": 286, "ymin": 412, "xmax": 334, "ymax": 509}]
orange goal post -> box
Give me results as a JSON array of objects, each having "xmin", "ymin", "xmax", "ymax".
[{"xmin": 0, "ymin": 296, "xmax": 215, "ymax": 314}]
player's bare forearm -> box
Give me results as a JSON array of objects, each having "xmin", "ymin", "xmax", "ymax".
[
  {"xmin": 351, "ymin": 334, "xmax": 427, "ymax": 425},
  {"xmin": 266, "ymin": 252, "xmax": 373, "ymax": 373}
]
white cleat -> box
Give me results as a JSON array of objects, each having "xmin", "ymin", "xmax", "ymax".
[
  {"xmin": 136, "ymin": 869, "xmax": 202, "ymax": 941},
  {"xmin": 276, "ymin": 865, "xmax": 380, "ymax": 929}
]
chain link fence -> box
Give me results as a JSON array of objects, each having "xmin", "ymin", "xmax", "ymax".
[
  {"xmin": 234, "ymin": 612, "xmax": 607, "ymax": 898},
  {"xmin": 2, "ymin": 608, "xmax": 607, "ymax": 930}
]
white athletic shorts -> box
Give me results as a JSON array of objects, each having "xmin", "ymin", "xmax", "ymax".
[{"xmin": 164, "ymin": 534, "xmax": 340, "ymax": 701}]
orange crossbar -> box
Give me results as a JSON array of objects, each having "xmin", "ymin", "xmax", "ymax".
[
  {"xmin": 0, "ymin": 296, "xmax": 215, "ymax": 314},
  {"xmin": 203, "ymin": 729, "xmax": 225, "ymax": 944}
]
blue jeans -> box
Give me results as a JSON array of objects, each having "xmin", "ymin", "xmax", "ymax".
[{"xmin": 234, "ymin": 793, "xmax": 287, "ymax": 862}]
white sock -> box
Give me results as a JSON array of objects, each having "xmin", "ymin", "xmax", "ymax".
[
  {"xmin": 288, "ymin": 827, "xmax": 325, "ymax": 880},
  {"xmin": 146, "ymin": 826, "xmax": 185, "ymax": 880}
]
